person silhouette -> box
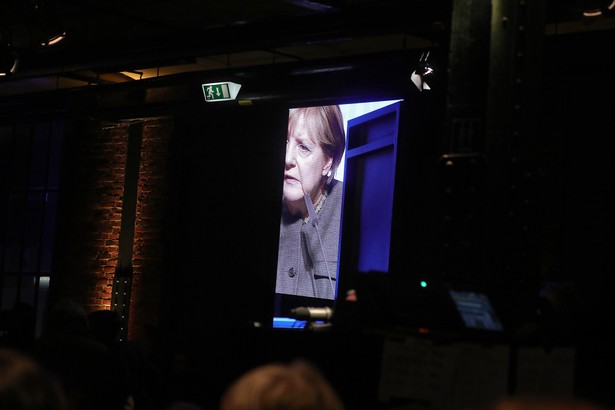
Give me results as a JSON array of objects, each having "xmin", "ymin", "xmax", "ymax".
[
  {"xmin": 88, "ymin": 308, "xmax": 164, "ymax": 410},
  {"xmin": 31, "ymin": 300, "xmax": 131, "ymax": 410}
]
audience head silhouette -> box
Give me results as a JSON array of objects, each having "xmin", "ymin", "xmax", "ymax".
[
  {"xmin": 43, "ymin": 299, "xmax": 90, "ymax": 337},
  {"xmin": 87, "ymin": 309, "xmax": 122, "ymax": 347},
  {"xmin": 0, "ymin": 348, "xmax": 68, "ymax": 410},
  {"xmin": 219, "ymin": 359, "xmax": 344, "ymax": 410},
  {"xmin": 32, "ymin": 300, "xmax": 131, "ymax": 410}
]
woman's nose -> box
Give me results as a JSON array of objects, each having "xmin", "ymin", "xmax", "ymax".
[{"xmin": 285, "ymin": 146, "xmax": 296, "ymax": 166}]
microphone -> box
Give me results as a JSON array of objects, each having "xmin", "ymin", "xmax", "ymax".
[
  {"xmin": 296, "ymin": 163, "xmax": 335, "ymax": 298},
  {"xmin": 296, "ymin": 163, "xmax": 318, "ymax": 226},
  {"xmin": 304, "ymin": 193, "xmax": 319, "ymax": 226},
  {"xmin": 290, "ymin": 306, "xmax": 334, "ymax": 321}
]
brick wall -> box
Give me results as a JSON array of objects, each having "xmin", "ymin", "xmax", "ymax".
[
  {"xmin": 53, "ymin": 116, "xmax": 174, "ymax": 346},
  {"xmin": 130, "ymin": 118, "xmax": 173, "ymax": 345}
]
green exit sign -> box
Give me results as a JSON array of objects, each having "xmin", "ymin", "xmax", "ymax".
[{"xmin": 202, "ymin": 82, "xmax": 242, "ymax": 102}]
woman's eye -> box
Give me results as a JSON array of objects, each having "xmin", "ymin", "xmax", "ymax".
[{"xmin": 298, "ymin": 144, "xmax": 309, "ymax": 154}]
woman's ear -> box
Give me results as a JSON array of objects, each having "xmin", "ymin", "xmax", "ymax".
[{"xmin": 322, "ymin": 157, "xmax": 333, "ymax": 177}]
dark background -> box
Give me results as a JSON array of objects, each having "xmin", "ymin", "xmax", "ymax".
[{"xmin": 1, "ymin": 1, "xmax": 615, "ymax": 409}]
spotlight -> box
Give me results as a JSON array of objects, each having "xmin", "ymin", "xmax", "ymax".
[{"xmin": 410, "ymin": 51, "xmax": 436, "ymax": 92}]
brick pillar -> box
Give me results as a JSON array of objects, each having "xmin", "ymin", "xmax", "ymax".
[{"xmin": 53, "ymin": 116, "xmax": 173, "ymax": 347}]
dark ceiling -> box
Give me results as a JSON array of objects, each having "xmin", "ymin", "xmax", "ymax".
[
  {"xmin": 0, "ymin": 0, "xmax": 450, "ymax": 95},
  {"xmin": 0, "ymin": 0, "xmax": 613, "ymax": 98}
]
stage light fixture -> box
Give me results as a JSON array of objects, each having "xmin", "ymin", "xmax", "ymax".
[{"xmin": 410, "ymin": 51, "xmax": 436, "ymax": 92}]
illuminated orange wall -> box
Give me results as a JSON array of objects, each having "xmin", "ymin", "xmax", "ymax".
[{"xmin": 52, "ymin": 116, "xmax": 174, "ymax": 347}]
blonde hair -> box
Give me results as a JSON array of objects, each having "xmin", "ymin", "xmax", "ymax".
[{"xmin": 220, "ymin": 359, "xmax": 344, "ymax": 410}]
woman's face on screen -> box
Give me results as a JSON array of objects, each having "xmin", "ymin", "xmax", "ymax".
[{"xmin": 284, "ymin": 114, "xmax": 332, "ymax": 204}]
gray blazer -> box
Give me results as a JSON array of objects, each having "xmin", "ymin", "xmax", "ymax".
[{"xmin": 275, "ymin": 179, "xmax": 343, "ymax": 300}]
